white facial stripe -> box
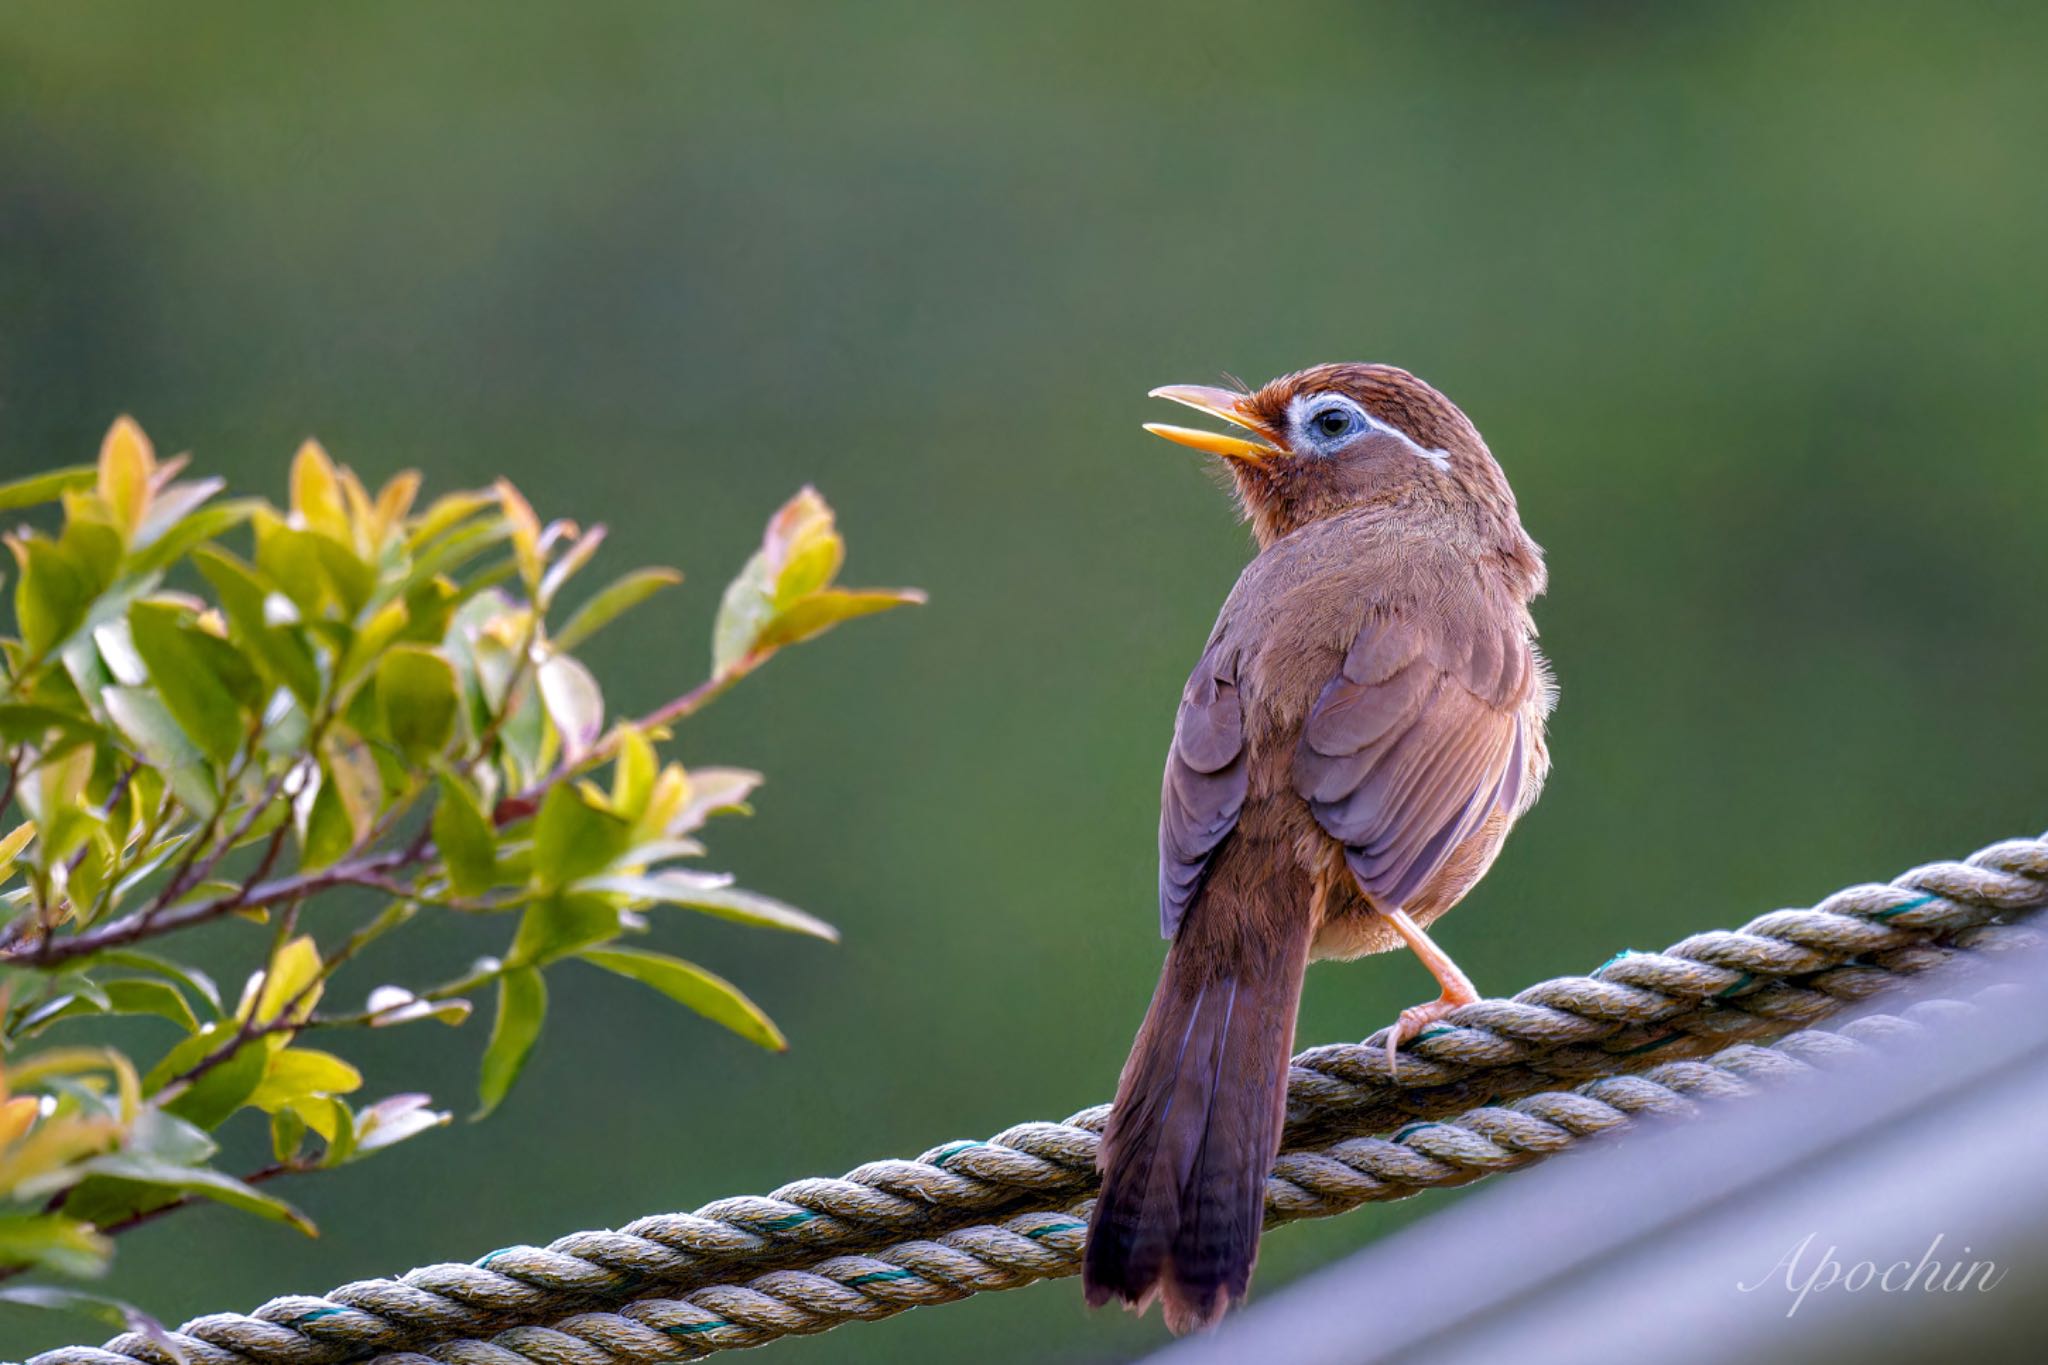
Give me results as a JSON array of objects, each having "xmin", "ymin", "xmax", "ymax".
[{"xmin": 1285, "ymin": 393, "xmax": 1450, "ymax": 469}]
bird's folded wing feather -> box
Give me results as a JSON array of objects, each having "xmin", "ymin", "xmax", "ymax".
[
  {"xmin": 1294, "ymin": 609, "xmax": 1533, "ymax": 910},
  {"xmin": 1158, "ymin": 638, "xmax": 1247, "ymax": 937}
]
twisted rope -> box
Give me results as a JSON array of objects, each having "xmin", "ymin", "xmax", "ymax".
[
  {"xmin": 21, "ymin": 829, "xmax": 2048, "ymax": 1365},
  {"xmin": 383, "ymin": 984, "xmax": 2028, "ymax": 1365}
]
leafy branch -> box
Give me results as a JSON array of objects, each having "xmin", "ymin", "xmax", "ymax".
[{"xmin": 0, "ymin": 420, "xmax": 921, "ymax": 1312}]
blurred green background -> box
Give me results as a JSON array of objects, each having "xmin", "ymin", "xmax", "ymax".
[{"xmin": 3, "ymin": 3, "xmax": 2046, "ymax": 1360}]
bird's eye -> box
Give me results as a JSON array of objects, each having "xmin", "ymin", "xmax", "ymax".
[{"xmin": 1311, "ymin": 406, "xmax": 1358, "ymax": 440}]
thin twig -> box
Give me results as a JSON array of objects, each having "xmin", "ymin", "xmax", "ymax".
[{"xmin": 0, "ymin": 847, "xmax": 420, "ymax": 968}]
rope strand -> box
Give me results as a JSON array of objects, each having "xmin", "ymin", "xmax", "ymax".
[{"xmin": 19, "ymin": 829, "xmax": 2047, "ymax": 1365}]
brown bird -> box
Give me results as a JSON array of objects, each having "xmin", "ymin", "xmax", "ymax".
[{"xmin": 1081, "ymin": 363, "xmax": 1555, "ymax": 1333}]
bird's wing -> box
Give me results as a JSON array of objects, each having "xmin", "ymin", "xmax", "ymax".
[
  {"xmin": 1158, "ymin": 637, "xmax": 1247, "ymax": 937},
  {"xmin": 1293, "ymin": 609, "xmax": 1534, "ymax": 910}
]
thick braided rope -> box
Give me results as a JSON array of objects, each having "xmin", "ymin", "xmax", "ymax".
[
  {"xmin": 21, "ymin": 830, "xmax": 2047, "ymax": 1365},
  {"xmin": 369, "ymin": 982, "xmax": 2026, "ymax": 1365}
]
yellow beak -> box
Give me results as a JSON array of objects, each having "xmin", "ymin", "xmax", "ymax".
[{"xmin": 1144, "ymin": 385, "xmax": 1278, "ymax": 465}]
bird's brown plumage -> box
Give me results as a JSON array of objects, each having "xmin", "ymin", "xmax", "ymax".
[{"xmin": 1085, "ymin": 363, "xmax": 1554, "ymax": 1333}]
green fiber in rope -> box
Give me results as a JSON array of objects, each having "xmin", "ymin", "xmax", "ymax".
[
  {"xmin": 1871, "ymin": 892, "xmax": 1938, "ymax": 921},
  {"xmin": 930, "ymin": 1139, "xmax": 983, "ymax": 1167},
  {"xmin": 1024, "ymin": 1219, "xmax": 1087, "ymax": 1240},
  {"xmin": 1716, "ymin": 971, "xmax": 1757, "ymax": 997}
]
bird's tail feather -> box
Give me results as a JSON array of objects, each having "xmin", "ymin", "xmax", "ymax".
[{"xmin": 1083, "ymin": 889, "xmax": 1312, "ymax": 1333}]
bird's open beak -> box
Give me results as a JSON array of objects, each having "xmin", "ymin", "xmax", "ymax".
[{"xmin": 1144, "ymin": 385, "xmax": 1278, "ymax": 465}]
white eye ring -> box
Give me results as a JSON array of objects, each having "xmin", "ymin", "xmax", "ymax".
[{"xmin": 1285, "ymin": 392, "xmax": 1450, "ymax": 468}]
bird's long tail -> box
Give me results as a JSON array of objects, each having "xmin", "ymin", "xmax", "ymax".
[{"xmin": 1083, "ymin": 877, "xmax": 1313, "ymax": 1334}]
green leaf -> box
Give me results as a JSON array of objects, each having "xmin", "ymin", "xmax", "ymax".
[
  {"xmin": 73, "ymin": 1155, "xmax": 316, "ymax": 1236},
  {"xmin": 125, "ymin": 1106, "xmax": 217, "ymax": 1167},
  {"xmin": 193, "ymin": 546, "xmax": 322, "ymax": 706},
  {"xmin": 104, "ymin": 978, "xmax": 201, "ymax": 1031},
  {"xmin": 144, "ymin": 1025, "xmax": 269, "ymax": 1130},
  {"xmin": 0, "ymin": 464, "xmax": 93, "ymax": 514},
  {"xmin": 103, "ymin": 686, "xmax": 217, "ymax": 813},
  {"xmin": 531, "ymin": 784, "xmax": 630, "ymax": 891},
  {"xmin": 101, "ymin": 952, "xmax": 223, "ymax": 1017},
  {"xmin": 407, "ymin": 488, "xmax": 497, "ymax": 550},
  {"xmin": 8, "ymin": 534, "xmax": 95, "ymax": 660},
  {"xmin": 270, "ymin": 1106, "xmax": 309, "ymax": 1165},
  {"xmin": 475, "ymin": 967, "xmax": 546, "ymax": 1118},
  {"xmin": 15, "ymin": 978, "xmax": 201, "ymax": 1036},
  {"xmin": 130, "ymin": 476, "xmax": 231, "ymax": 555},
  {"xmin": 579, "ymin": 946, "xmax": 786, "ymax": 1051},
  {"xmin": 508, "ymin": 891, "xmax": 620, "ymax": 968},
  {"xmin": 0, "ymin": 1215, "xmax": 112, "ymax": 1279},
  {"xmin": 0, "ymin": 702, "xmax": 104, "ymax": 746},
  {"xmin": 712, "ymin": 538, "xmax": 779, "ymax": 676},
  {"xmin": 579, "ymin": 874, "xmax": 838, "ymax": 941},
  {"xmin": 377, "ymin": 645, "xmax": 460, "ymax": 760},
  {"xmin": 126, "ymin": 601, "xmax": 248, "ymax": 764},
  {"xmin": 553, "ymin": 567, "xmax": 682, "ymax": 652},
  {"xmin": 432, "ymin": 774, "xmax": 498, "ymax": 898},
  {"xmin": 298, "ymin": 776, "xmax": 355, "ymax": 871}
]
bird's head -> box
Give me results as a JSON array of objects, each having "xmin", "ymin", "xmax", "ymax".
[{"xmin": 1145, "ymin": 363, "xmax": 1521, "ymax": 550}]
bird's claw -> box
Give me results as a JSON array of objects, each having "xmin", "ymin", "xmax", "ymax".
[{"xmin": 1384, "ymin": 996, "xmax": 1470, "ymax": 1077}]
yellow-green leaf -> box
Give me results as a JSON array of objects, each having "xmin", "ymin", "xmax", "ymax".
[
  {"xmin": 553, "ymin": 567, "xmax": 682, "ymax": 652},
  {"xmin": 193, "ymin": 546, "xmax": 322, "ymax": 706},
  {"xmin": 432, "ymin": 774, "xmax": 498, "ymax": 898},
  {"xmin": 8, "ymin": 534, "xmax": 95, "ymax": 660},
  {"xmin": 711, "ymin": 487, "xmax": 923, "ymax": 675},
  {"xmin": 248, "ymin": 1049, "xmax": 363, "ymax": 1112},
  {"xmin": 508, "ymin": 891, "xmax": 620, "ymax": 968},
  {"xmin": 0, "ymin": 465, "xmax": 93, "ymax": 514},
  {"xmin": 579, "ymin": 875, "xmax": 838, "ymax": 942},
  {"xmin": 475, "ymin": 967, "xmax": 546, "ymax": 1118},
  {"xmin": 496, "ymin": 479, "xmax": 542, "ymax": 588},
  {"xmin": 72, "ymin": 1155, "xmax": 315, "ymax": 1236},
  {"xmin": 103, "ymin": 686, "xmax": 217, "ymax": 813},
  {"xmin": 758, "ymin": 588, "xmax": 925, "ymax": 654},
  {"xmin": 290, "ymin": 439, "xmax": 350, "ymax": 543},
  {"xmin": 579, "ymin": 946, "xmax": 786, "ymax": 1051},
  {"xmin": 377, "ymin": 645, "xmax": 460, "ymax": 760},
  {"xmin": 0, "ymin": 820, "xmax": 36, "ymax": 883},
  {"xmin": 244, "ymin": 935, "xmax": 325, "ymax": 1025},
  {"xmin": 531, "ymin": 784, "xmax": 630, "ymax": 892},
  {"xmin": 145, "ymin": 1025, "xmax": 269, "ymax": 1130},
  {"xmin": 126, "ymin": 601, "xmax": 248, "ymax": 764},
  {"xmin": 0, "ymin": 1215, "xmax": 113, "ymax": 1280},
  {"xmin": 94, "ymin": 416, "xmax": 155, "ymax": 539},
  {"xmin": 322, "ymin": 732, "xmax": 383, "ymax": 845}
]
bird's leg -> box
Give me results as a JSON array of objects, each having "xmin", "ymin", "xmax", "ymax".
[{"xmin": 1381, "ymin": 907, "xmax": 1480, "ymax": 1074}]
